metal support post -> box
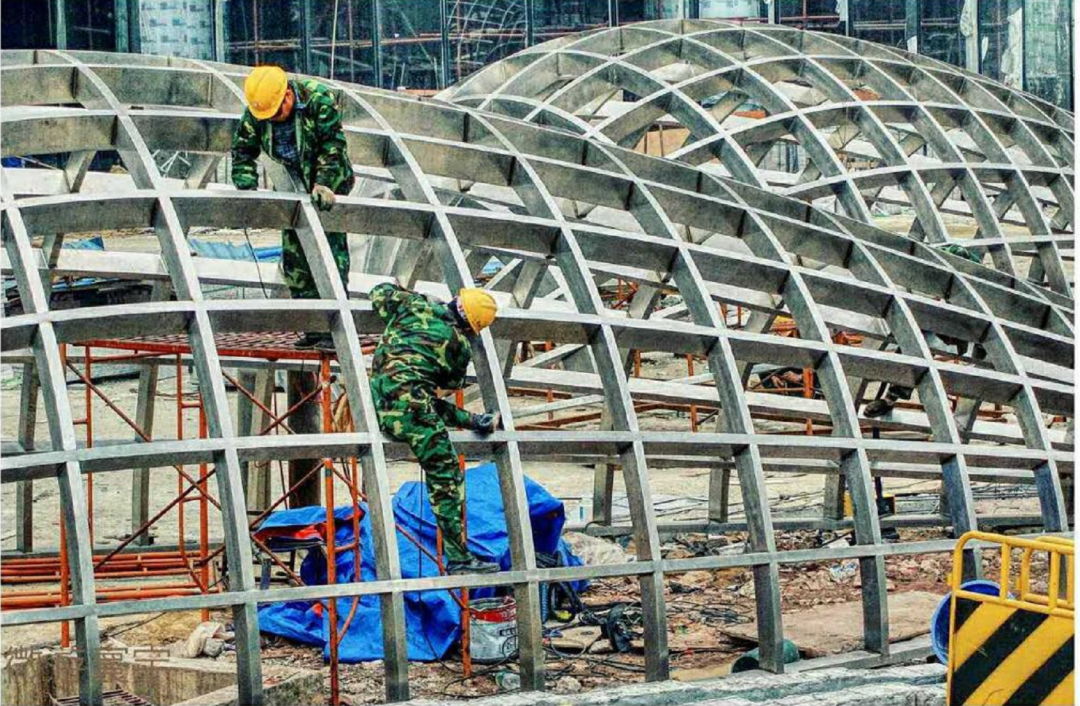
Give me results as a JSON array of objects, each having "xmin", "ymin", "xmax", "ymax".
[
  {"xmin": 905, "ymin": 0, "xmax": 921, "ymax": 53},
  {"xmin": 55, "ymin": 0, "xmax": 68, "ymax": 49},
  {"xmin": 525, "ymin": 0, "xmax": 535, "ymax": 46},
  {"xmin": 299, "ymin": 0, "xmax": 313, "ymax": 74},
  {"xmin": 439, "ymin": 0, "xmax": 452, "ymax": 88},
  {"xmin": 371, "ymin": 0, "xmax": 383, "ymax": 89},
  {"xmin": 127, "ymin": 0, "xmax": 140, "ymax": 53},
  {"xmin": 213, "ymin": 0, "xmax": 226, "ymax": 62},
  {"xmin": 964, "ymin": 0, "xmax": 979, "ymax": 72},
  {"xmin": 114, "ymin": 0, "xmax": 129, "ymax": 52}
]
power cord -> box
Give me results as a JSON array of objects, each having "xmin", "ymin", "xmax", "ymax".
[{"xmin": 243, "ymin": 227, "xmax": 271, "ymax": 300}]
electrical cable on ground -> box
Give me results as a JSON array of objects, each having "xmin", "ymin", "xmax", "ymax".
[{"xmin": 242, "ymin": 227, "xmax": 271, "ymax": 301}]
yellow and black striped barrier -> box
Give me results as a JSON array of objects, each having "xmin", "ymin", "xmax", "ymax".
[{"xmin": 947, "ymin": 531, "xmax": 1074, "ymax": 706}]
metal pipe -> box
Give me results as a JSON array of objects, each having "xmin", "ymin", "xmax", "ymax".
[{"xmin": 321, "ymin": 355, "xmax": 341, "ymax": 706}]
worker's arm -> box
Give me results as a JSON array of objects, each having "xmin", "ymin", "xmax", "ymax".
[
  {"xmin": 432, "ymin": 396, "xmax": 475, "ymax": 429},
  {"xmin": 433, "ymin": 397, "xmax": 501, "ymax": 434},
  {"xmin": 231, "ymin": 110, "xmax": 262, "ymax": 191},
  {"xmin": 311, "ymin": 91, "xmax": 351, "ymax": 191}
]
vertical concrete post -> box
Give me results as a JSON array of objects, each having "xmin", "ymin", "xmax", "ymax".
[
  {"xmin": 241, "ymin": 368, "xmax": 276, "ymax": 512},
  {"xmin": 287, "ymin": 369, "xmax": 322, "ymax": 507},
  {"xmin": 16, "ymin": 363, "xmax": 39, "ymax": 553},
  {"xmin": 236, "ymin": 369, "xmax": 257, "ymax": 497}
]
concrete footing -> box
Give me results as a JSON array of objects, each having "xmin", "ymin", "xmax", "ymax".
[
  {"xmin": 407, "ymin": 664, "xmax": 946, "ymax": 706},
  {"xmin": 2, "ymin": 648, "xmax": 322, "ymax": 706}
]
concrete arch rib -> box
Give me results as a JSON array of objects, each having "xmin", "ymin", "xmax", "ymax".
[
  {"xmin": 0, "ymin": 45, "xmax": 1071, "ymax": 706},
  {"xmin": 440, "ymin": 20, "xmax": 1073, "ymax": 291}
]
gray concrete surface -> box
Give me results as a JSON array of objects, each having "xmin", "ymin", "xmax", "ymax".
[
  {"xmin": 405, "ymin": 664, "xmax": 946, "ymax": 706},
  {"xmin": 1, "ymin": 648, "xmax": 321, "ymax": 706}
]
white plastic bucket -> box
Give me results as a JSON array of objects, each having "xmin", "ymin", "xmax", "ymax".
[{"xmin": 469, "ymin": 597, "xmax": 517, "ymax": 664}]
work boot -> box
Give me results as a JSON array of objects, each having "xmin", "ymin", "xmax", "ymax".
[
  {"xmin": 863, "ymin": 398, "xmax": 895, "ymax": 418},
  {"xmin": 295, "ymin": 332, "xmax": 335, "ymax": 351},
  {"xmin": 446, "ymin": 556, "xmax": 500, "ymax": 575}
]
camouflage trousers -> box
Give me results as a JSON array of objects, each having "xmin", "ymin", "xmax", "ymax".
[
  {"xmin": 372, "ymin": 384, "xmax": 469, "ymax": 564},
  {"xmin": 282, "ymin": 228, "xmax": 350, "ymax": 300}
]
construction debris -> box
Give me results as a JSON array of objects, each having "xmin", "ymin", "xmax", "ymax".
[{"xmin": 183, "ymin": 621, "xmax": 233, "ymax": 659}]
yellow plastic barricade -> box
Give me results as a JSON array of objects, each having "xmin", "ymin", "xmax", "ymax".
[{"xmin": 947, "ymin": 531, "xmax": 1074, "ymax": 706}]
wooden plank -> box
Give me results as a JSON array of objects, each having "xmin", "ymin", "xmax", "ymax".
[{"xmin": 720, "ymin": 592, "xmax": 943, "ymax": 658}]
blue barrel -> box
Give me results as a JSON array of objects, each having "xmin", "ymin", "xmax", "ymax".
[{"xmin": 931, "ymin": 579, "xmax": 1006, "ymax": 664}]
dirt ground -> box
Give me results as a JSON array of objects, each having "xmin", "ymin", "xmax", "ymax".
[{"xmin": 0, "ymin": 524, "xmax": 1049, "ymax": 702}]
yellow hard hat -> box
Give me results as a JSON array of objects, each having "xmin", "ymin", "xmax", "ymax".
[
  {"xmin": 458, "ymin": 288, "xmax": 497, "ymax": 334},
  {"xmin": 244, "ymin": 66, "xmax": 288, "ymax": 120}
]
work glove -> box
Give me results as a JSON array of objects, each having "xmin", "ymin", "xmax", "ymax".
[
  {"xmin": 311, "ymin": 184, "xmax": 336, "ymax": 212},
  {"xmin": 471, "ymin": 412, "xmax": 502, "ymax": 435}
]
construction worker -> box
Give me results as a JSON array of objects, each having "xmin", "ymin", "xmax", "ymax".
[
  {"xmin": 231, "ymin": 66, "xmax": 354, "ymax": 349},
  {"xmin": 864, "ymin": 242, "xmax": 983, "ymax": 418},
  {"xmin": 369, "ymin": 284, "xmax": 502, "ymax": 575}
]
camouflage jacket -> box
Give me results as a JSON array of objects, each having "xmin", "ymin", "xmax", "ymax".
[
  {"xmin": 231, "ymin": 78, "xmax": 355, "ymax": 194},
  {"xmin": 369, "ymin": 283, "xmax": 474, "ymax": 427},
  {"xmin": 937, "ymin": 242, "xmax": 981, "ymax": 264}
]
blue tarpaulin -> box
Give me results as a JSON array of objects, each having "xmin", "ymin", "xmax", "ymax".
[
  {"xmin": 256, "ymin": 463, "xmax": 584, "ymax": 662},
  {"xmin": 189, "ymin": 238, "xmax": 281, "ymax": 262},
  {"xmin": 65, "ymin": 236, "xmax": 105, "ymax": 251}
]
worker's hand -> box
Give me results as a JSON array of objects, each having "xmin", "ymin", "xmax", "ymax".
[
  {"xmin": 311, "ymin": 184, "xmax": 336, "ymax": 211},
  {"xmin": 471, "ymin": 412, "xmax": 502, "ymax": 435}
]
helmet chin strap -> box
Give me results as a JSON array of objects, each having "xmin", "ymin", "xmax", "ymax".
[{"xmin": 450, "ymin": 297, "xmax": 472, "ymax": 333}]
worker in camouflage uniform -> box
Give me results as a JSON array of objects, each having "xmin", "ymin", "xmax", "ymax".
[
  {"xmin": 231, "ymin": 66, "xmax": 355, "ymax": 349},
  {"xmin": 370, "ymin": 284, "xmax": 501, "ymax": 575},
  {"xmin": 864, "ymin": 242, "xmax": 984, "ymax": 418}
]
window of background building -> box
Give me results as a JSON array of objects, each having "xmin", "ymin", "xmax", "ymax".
[
  {"xmin": 1025, "ymin": 0, "xmax": 1072, "ymax": 108},
  {"xmin": 380, "ymin": 0, "xmax": 442, "ymax": 91},
  {"xmin": 618, "ymin": 0, "xmax": 686, "ymax": 23},
  {"xmin": 921, "ymin": 0, "xmax": 963, "ymax": 66},
  {"xmin": 776, "ymin": 0, "xmax": 842, "ymax": 33},
  {"xmin": 68, "ymin": 0, "xmax": 118, "ymax": 50},
  {"xmin": 978, "ymin": 0, "xmax": 1014, "ymax": 83},
  {"xmin": 447, "ymin": 0, "xmax": 527, "ymax": 84},
  {"xmin": 227, "ymin": 0, "xmax": 303, "ymax": 69},
  {"xmin": 2, "ymin": 0, "xmax": 59, "ymax": 49},
  {"xmin": 310, "ymin": 0, "xmax": 376, "ymax": 85},
  {"xmin": 534, "ymin": 0, "xmax": 610, "ymax": 42},
  {"xmin": 851, "ymin": 0, "xmax": 906, "ymax": 48},
  {"xmin": 699, "ymin": 0, "xmax": 763, "ymax": 21},
  {"xmin": 138, "ymin": 0, "xmax": 215, "ymax": 60}
]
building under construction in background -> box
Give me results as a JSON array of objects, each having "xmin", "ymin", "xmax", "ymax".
[{"xmin": 1, "ymin": 0, "xmax": 1073, "ymax": 106}]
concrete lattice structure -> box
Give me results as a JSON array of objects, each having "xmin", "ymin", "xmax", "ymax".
[
  {"xmin": 441, "ymin": 20, "xmax": 1075, "ymax": 294},
  {"xmin": 0, "ymin": 36, "xmax": 1073, "ymax": 706}
]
